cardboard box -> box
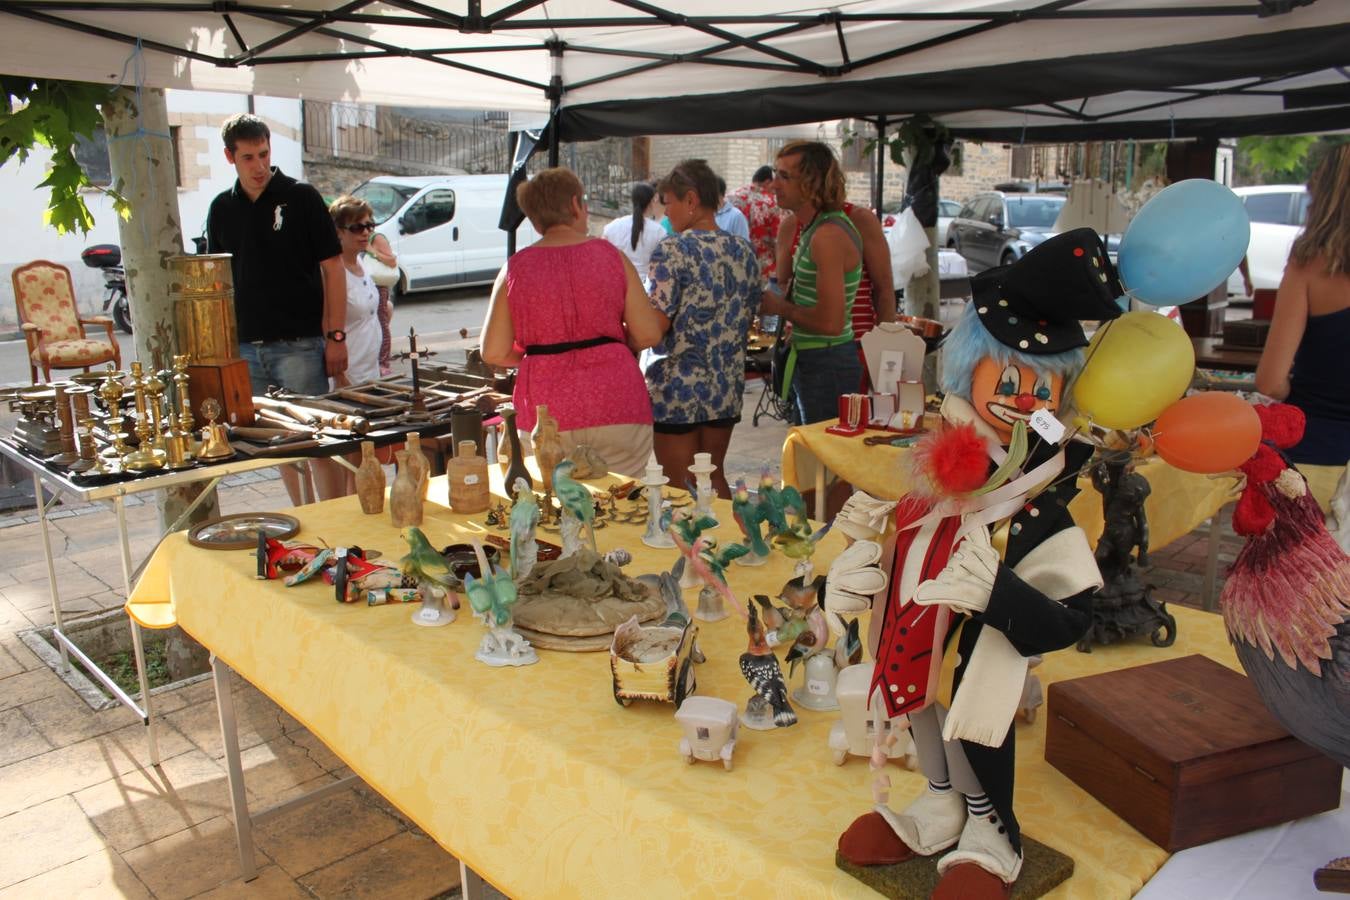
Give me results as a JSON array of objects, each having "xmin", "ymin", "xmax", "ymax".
[{"xmin": 1045, "ymin": 654, "xmax": 1342, "ymax": 851}]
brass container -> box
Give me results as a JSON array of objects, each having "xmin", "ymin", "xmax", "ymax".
[{"xmin": 170, "ymin": 254, "xmax": 238, "ymax": 364}]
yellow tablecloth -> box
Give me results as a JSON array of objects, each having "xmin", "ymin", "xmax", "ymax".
[
  {"xmin": 128, "ymin": 477, "xmax": 1239, "ymax": 899},
  {"xmin": 782, "ymin": 422, "xmax": 1240, "ymax": 552}
]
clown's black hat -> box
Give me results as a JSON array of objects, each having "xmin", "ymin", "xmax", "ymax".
[{"xmin": 969, "ymin": 228, "xmax": 1123, "ymax": 354}]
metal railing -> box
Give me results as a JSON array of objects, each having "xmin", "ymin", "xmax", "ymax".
[
  {"xmin": 549, "ymin": 137, "xmax": 639, "ymax": 214},
  {"xmin": 303, "ymin": 102, "xmax": 511, "ymax": 174}
]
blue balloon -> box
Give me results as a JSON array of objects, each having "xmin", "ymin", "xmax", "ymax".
[{"xmin": 1117, "ymin": 179, "xmax": 1251, "ymax": 306}]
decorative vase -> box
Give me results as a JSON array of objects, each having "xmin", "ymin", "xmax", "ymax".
[
  {"xmin": 531, "ymin": 405, "xmax": 564, "ymax": 491},
  {"xmin": 448, "ymin": 440, "xmax": 490, "ymax": 514},
  {"xmin": 500, "ymin": 406, "xmax": 532, "ymax": 491},
  {"xmin": 354, "ymin": 440, "xmax": 385, "ymax": 514},
  {"xmin": 389, "ymin": 449, "xmax": 423, "ymax": 527},
  {"xmin": 450, "ymin": 403, "xmax": 484, "ymax": 456},
  {"xmin": 405, "ymin": 431, "xmax": 431, "ymax": 499}
]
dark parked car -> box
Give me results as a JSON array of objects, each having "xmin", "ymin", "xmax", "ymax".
[{"xmin": 947, "ymin": 191, "xmax": 1066, "ymax": 272}]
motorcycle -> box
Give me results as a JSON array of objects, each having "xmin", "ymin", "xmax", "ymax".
[{"xmin": 80, "ymin": 243, "xmax": 132, "ymax": 334}]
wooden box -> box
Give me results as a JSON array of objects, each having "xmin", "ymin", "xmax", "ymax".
[
  {"xmin": 1222, "ymin": 318, "xmax": 1270, "ymax": 348},
  {"xmin": 187, "ymin": 359, "xmax": 255, "ymax": 427},
  {"xmin": 1045, "ymin": 654, "xmax": 1342, "ymax": 851}
]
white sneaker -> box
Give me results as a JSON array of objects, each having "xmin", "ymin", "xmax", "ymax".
[
  {"xmin": 875, "ymin": 787, "xmax": 966, "ymax": 856},
  {"xmin": 937, "ymin": 807, "xmax": 1023, "ymax": 882}
]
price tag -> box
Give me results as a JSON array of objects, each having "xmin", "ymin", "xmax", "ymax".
[
  {"xmin": 417, "ymin": 607, "xmax": 440, "ymax": 623},
  {"xmin": 464, "ymin": 474, "xmax": 479, "ymax": 485},
  {"xmin": 1029, "ymin": 409, "xmax": 1066, "ymax": 444},
  {"xmin": 808, "ymin": 678, "xmax": 829, "ymax": 696}
]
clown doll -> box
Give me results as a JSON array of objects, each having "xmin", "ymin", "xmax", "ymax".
[{"xmin": 834, "ymin": 229, "xmax": 1122, "ymax": 898}]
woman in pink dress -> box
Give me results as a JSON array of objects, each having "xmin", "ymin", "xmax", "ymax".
[{"xmin": 480, "ymin": 167, "xmax": 664, "ymax": 477}]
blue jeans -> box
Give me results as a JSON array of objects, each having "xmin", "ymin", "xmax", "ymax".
[
  {"xmin": 792, "ymin": 341, "xmax": 863, "ymax": 425},
  {"xmin": 239, "ymin": 336, "xmax": 328, "ymax": 396}
]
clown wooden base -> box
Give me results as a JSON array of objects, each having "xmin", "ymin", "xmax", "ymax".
[{"xmin": 835, "ymin": 835, "xmax": 1073, "ymax": 899}]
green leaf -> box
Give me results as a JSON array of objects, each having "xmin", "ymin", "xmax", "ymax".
[{"xmin": 1, "ymin": 77, "xmax": 115, "ymax": 234}]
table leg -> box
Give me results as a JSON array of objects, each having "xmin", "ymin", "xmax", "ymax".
[
  {"xmin": 115, "ymin": 494, "xmax": 161, "ymax": 765},
  {"xmin": 460, "ymin": 860, "xmax": 486, "ymax": 900},
  {"xmin": 1202, "ymin": 510, "xmax": 1222, "ymax": 612},
  {"xmin": 297, "ymin": 462, "xmax": 315, "ymax": 506},
  {"xmin": 212, "ymin": 654, "xmax": 258, "ymax": 882},
  {"xmin": 33, "ymin": 473, "xmax": 68, "ymax": 671}
]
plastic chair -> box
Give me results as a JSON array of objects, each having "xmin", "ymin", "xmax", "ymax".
[{"xmin": 11, "ymin": 259, "xmax": 121, "ymax": 384}]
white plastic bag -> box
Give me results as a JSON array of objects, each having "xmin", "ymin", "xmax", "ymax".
[{"xmin": 886, "ymin": 206, "xmax": 931, "ymax": 286}]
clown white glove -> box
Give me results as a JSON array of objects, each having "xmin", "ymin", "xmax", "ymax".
[
  {"xmin": 824, "ymin": 539, "xmax": 888, "ymax": 636},
  {"xmin": 914, "ymin": 526, "xmax": 999, "ymax": 615},
  {"xmin": 834, "ymin": 491, "xmax": 898, "ymax": 543}
]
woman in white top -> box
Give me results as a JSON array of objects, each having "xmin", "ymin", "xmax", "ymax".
[
  {"xmin": 329, "ymin": 195, "xmax": 383, "ymax": 387},
  {"xmin": 603, "ymin": 182, "xmax": 665, "ymax": 278}
]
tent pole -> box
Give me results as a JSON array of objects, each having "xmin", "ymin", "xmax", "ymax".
[
  {"xmin": 873, "ymin": 116, "xmax": 886, "ymax": 217},
  {"xmin": 547, "ymin": 39, "xmax": 562, "ymax": 167}
]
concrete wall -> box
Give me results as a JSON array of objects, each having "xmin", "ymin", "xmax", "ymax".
[{"xmin": 1, "ymin": 90, "xmax": 301, "ymax": 331}]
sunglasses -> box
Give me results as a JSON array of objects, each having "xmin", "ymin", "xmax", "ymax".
[{"xmin": 342, "ymin": 222, "xmax": 376, "ymax": 234}]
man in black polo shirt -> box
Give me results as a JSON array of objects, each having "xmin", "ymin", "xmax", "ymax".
[{"xmin": 207, "ymin": 113, "xmax": 347, "ymax": 501}]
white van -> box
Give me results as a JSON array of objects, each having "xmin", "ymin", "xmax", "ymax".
[
  {"xmin": 1226, "ymin": 184, "xmax": 1308, "ymax": 294},
  {"xmin": 352, "ymin": 174, "xmax": 538, "ymax": 296}
]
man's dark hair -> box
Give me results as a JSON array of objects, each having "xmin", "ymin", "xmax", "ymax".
[
  {"xmin": 221, "ymin": 113, "xmax": 271, "ymax": 152},
  {"xmin": 716, "ymin": 176, "xmax": 727, "ymax": 197},
  {"xmin": 753, "ymin": 165, "xmax": 774, "ymax": 184}
]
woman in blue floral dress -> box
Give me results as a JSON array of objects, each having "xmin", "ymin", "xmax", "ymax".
[{"xmin": 645, "ymin": 159, "xmax": 760, "ymax": 497}]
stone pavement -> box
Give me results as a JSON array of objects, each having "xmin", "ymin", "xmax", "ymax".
[{"xmin": 0, "ymin": 380, "xmax": 1239, "ymax": 899}]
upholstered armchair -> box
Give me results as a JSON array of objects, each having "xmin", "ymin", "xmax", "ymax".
[{"xmin": 11, "ymin": 260, "xmax": 121, "ymax": 384}]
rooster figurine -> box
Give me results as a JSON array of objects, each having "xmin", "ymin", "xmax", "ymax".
[
  {"xmin": 1220, "ymin": 403, "xmax": 1350, "ymax": 769},
  {"xmin": 739, "ymin": 602, "xmax": 797, "ymax": 729}
]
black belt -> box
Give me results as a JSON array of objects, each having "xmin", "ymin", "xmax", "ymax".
[{"xmin": 524, "ymin": 335, "xmax": 620, "ymax": 356}]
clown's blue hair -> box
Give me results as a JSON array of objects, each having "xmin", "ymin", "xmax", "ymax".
[{"xmin": 940, "ymin": 302, "xmax": 1084, "ymax": 400}]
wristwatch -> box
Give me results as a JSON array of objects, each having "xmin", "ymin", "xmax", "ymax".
[{"xmin": 326, "ymin": 329, "xmax": 347, "ymax": 343}]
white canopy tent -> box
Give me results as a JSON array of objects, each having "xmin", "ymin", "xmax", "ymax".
[{"xmin": 0, "ymin": 0, "xmax": 1347, "ymax": 144}]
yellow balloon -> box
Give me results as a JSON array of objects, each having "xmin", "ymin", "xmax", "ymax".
[{"xmin": 1072, "ymin": 311, "xmax": 1194, "ymax": 430}]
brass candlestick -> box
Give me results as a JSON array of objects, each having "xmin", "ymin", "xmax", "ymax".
[
  {"xmin": 50, "ymin": 383, "xmax": 80, "ymax": 467},
  {"xmin": 98, "ymin": 367, "xmax": 129, "ymax": 462},
  {"xmin": 66, "ymin": 383, "xmax": 96, "ymax": 474},
  {"xmin": 123, "ymin": 362, "xmax": 165, "ymax": 471},
  {"xmin": 69, "ymin": 416, "xmax": 97, "ymax": 473},
  {"xmin": 173, "ymin": 354, "xmax": 195, "ymax": 461},
  {"xmin": 83, "ymin": 417, "xmax": 110, "ymax": 475},
  {"xmin": 144, "ymin": 369, "xmax": 169, "ymax": 454}
]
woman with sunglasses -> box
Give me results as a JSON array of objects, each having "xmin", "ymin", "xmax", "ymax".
[{"xmin": 329, "ymin": 196, "xmax": 384, "ymax": 387}]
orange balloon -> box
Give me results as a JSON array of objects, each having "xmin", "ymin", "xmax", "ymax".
[{"xmin": 1153, "ymin": 393, "xmax": 1261, "ymax": 474}]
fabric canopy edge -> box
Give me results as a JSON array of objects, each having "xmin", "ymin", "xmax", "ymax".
[{"xmin": 555, "ymin": 21, "xmax": 1350, "ymax": 143}]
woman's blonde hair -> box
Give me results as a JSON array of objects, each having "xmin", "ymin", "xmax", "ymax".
[
  {"xmin": 328, "ymin": 195, "xmax": 373, "ymax": 228},
  {"xmin": 777, "ymin": 140, "xmax": 846, "ymax": 212},
  {"xmin": 517, "ymin": 167, "xmax": 585, "ymax": 231},
  {"xmin": 1291, "ymin": 144, "xmax": 1350, "ymax": 276},
  {"xmin": 656, "ymin": 159, "xmax": 719, "ymax": 211}
]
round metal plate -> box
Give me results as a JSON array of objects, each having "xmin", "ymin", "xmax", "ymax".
[{"xmin": 187, "ymin": 512, "xmax": 301, "ymax": 550}]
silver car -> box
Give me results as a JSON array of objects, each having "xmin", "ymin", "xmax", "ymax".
[{"xmin": 947, "ymin": 192, "xmax": 1066, "ymax": 271}]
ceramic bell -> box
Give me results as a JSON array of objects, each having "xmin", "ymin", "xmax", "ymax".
[{"xmin": 791, "ymin": 652, "xmax": 840, "ymax": 711}]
